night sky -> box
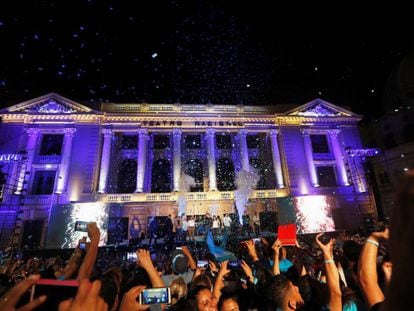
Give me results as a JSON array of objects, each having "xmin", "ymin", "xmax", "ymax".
[{"xmin": 0, "ymin": 1, "xmax": 412, "ymax": 116}]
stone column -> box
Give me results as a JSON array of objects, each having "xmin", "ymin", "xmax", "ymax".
[
  {"xmin": 172, "ymin": 129, "xmax": 182, "ymax": 192},
  {"xmin": 206, "ymin": 128, "xmax": 217, "ymax": 191},
  {"xmin": 15, "ymin": 128, "xmax": 39, "ymax": 194},
  {"xmin": 97, "ymin": 129, "xmax": 113, "ymax": 193},
  {"xmin": 269, "ymin": 130, "xmax": 285, "ymax": 188},
  {"xmin": 302, "ymin": 130, "xmax": 319, "ymax": 187},
  {"xmin": 55, "ymin": 128, "xmax": 76, "ymax": 194},
  {"xmin": 238, "ymin": 129, "xmax": 250, "ymax": 172},
  {"xmin": 329, "ymin": 130, "xmax": 349, "ymax": 186},
  {"xmin": 135, "ymin": 129, "xmax": 149, "ymax": 193}
]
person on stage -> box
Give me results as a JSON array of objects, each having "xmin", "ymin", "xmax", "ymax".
[{"xmin": 187, "ymin": 215, "xmax": 195, "ymax": 242}]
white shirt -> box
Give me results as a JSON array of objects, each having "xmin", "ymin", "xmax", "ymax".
[
  {"xmin": 212, "ymin": 219, "xmax": 219, "ymax": 228},
  {"xmin": 223, "ymin": 216, "xmax": 231, "ymax": 227},
  {"xmin": 187, "ymin": 219, "xmax": 195, "ymax": 227}
]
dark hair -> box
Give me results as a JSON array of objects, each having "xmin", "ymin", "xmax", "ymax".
[
  {"xmin": 187, "ymin": 285, "xmax": 211, "ymax": 300},
  {"xmin": 99, "ymin": 277, "xmax": 119, "ymax": 310},
  {"xmin": 266, "ymin": 275, "xmax": 291, "ymax": 308},
  {"xmin": 218, "ymin": 292, "xmax": 239, "ymax": 311}
]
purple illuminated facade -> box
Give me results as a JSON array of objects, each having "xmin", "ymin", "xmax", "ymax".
[{"xmin": 0, "ymin": 93, "xmax": 377, "ymax": 247}]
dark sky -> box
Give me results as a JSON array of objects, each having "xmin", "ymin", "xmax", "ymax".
[{"xmin": 0, "ymin": 1, "xmax": 412, "ymax": 116}]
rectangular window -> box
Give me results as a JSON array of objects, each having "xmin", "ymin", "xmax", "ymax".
[
  {"xmin": 310, "ymin": 134, "xmax": 330, "ymax": 153},
  {"xmin": 247, "ymin": 135, "xmax": 261, "ymax": 149},
  {"xmin": 31, "ymin": 170, "xmax": 56, "ymax": 195},
  {"xmin": 216, "ymin": 134, "xmax": 232, "ymax": 149},
  {"xmin": 121, "ymin": 135, "xmax": 138, "ymax": 150},
  {"xmin": 316, "ymin": 166, "xmax": 337, "ymax": 187},
  {"xmin": 185, "ymin": 135, "xmax": 201, "ymax": 149},
  {"xmin": 153, "ymin": 135, "xmax": 170, "ymax": 150},
  {"xmin": 40, "ymin": 134, "xmax": 64, "ymax": 155}
]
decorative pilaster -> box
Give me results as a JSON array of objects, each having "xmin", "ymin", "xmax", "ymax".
[
  {"xmin": 238, "ymin": 129, "xmax": 250, "ymax": 172},
  {"xmin": 15, "ymin": 128, "xmax": 39, "ymax": 194},
  {"xmin": 329, "ymin": 130, "xmax": 349, "ymax": 186},
  {"xmin": 135, "ymin": 129, "xmax": 149, "ymax": 193},
  {"xmin": 302, "ymin": 130, "xmax": 319, "ymax": 187},
  {"xmin": 55, "ymin": 128, "xmax": 76, "ymax": 194},
  {"xmin": 206, "ymin": 128, "xmax": 217, "ymax": 191},
  {"xmin": 269, "ymin": 130, "xmax": 285, "ymax": 188},
  {"xmin": 172, "ymin": 129, "xmax": 182, "ymax": 192},
  {"xmin": 97, "ymin": 129, "xmax": 113, "ymax": 193}
]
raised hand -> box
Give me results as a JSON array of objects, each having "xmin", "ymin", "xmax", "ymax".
[
  {"xmin": 87, "ymin": 222, "xmax": 100, "ymax": 244},
  {"xmin": 59, "ymin": 279, "xmax": 107, "ymax": 311},
  {"xmin": 315, "ymin": 233, "xmax": 334, "ymax": 258},
  {"xmin": 241, "ymin": 260, "xmax": 253, "ymax": 280},
  {"xmin": 0, "ymin": 274, "xmax": 47, "ymax": 311},
  {"xmin": 136, "ymin": 249, "xmax": 154, "ymax": 271},
  {"xmin": 119, "ymin": 286, "xmax": 148, "ymax": 311},
  {"xmin": 271, "ymin": 239, "xmax": 282, "ymax": 258}
]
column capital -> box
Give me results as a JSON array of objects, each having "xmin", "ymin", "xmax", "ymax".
[
  {"xmin": 102, "ymin": 128, "xmax": 113, "ymax": 137},
  {"xmin": 64, "ymin": 128, "xmax": 77, "ymax": 137},
  {"xmin": 238, "ymin": 129, "xmax": 248, "ymax": 136},
  {"xmin": 26, "ymin": 128, "xmax": 40, "ymax": 137},
  {"xmin": 172, "ymin": 128, "xmax": 182, "ymax": 137},
  {"xmin": 328, "ymin": 129, "xmax": 341, "ymax": 138},
  {"xmin": 205, "ymin": 128, "xmax": 216, "ymax": 137},
  {"xmin": 137, "ymin": 128, "xmax": 149, "ymax": 137},
  {"xmin": 269, "ymin": 129, "xmax": 279, "ymax": 137},
  {"xmin": 301, "ymin": 128, "xmax": 311, "ymax": 136}
]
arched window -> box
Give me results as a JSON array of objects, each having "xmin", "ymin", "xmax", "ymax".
[
  {"xmin": 184, "ymin": 158, "xmax": 204, "ymax": 192},
  {"xmin": 151, "ymin": 159, "xmax": 171, "ymax": 193},
  {"xmin": 216, "ymin": 158, "xmax": 235, "ymax": 191},
  {"xmin": 117, "ymin": 159, "xmax": 137, "ymax": 193}
]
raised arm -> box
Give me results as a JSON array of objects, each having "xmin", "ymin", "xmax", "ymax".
[
  {"xmin": 213, "ymin": 261, "xmax": 230, "ymax": 300},
  {"xmin": 137, "ymin": 249, "xmax": 165, "ymax": 288},
  {"xmin": 77, "ymin": 222, "xmax": 100, "ymax": 280},
  {"xmin": 316, "ymin": 233, "xmax": 341, "ymax": 311},
  {"xmin": 358, "ymin": 229, "xmax": 388, "ymax": 309},
  {"xmin": 181, "ymin": 246, "xmax": 197, "ymax": 270},
  {"xmin": 271, "ymin": 239, "xmax": 282, "ymax": 275}
]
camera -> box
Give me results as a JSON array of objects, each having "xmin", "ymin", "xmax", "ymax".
[{"xmin": 197, "ymin": 260, "xmax": 209, "ymax": 269}]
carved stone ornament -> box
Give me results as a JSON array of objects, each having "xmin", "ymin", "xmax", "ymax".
[
  {"xmin": 293, "ymin": 104, "xmax": 343, "ymax": 117},
  {"xmin": 28, "ymin": 99, "xmax": 77, "ymax": 113}
]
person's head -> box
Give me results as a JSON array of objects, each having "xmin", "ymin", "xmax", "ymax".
[
  {"xmin": 267, "ymin": 275, "xmax": 304, "ymax": 310},
  {"xmin": 170, "ymin": 277, "xmax": 188, "ymax": 305},
  {"xmin": 171, "ymin": 250, "xmax": 189, "ymax": 275},
  {"xmin": 190, "ymin": 274, "xmax": 213, "ymax": 292},
  {"xmin": 188, "ymin": 285, "xmax": 217, "ymax": 311},
  {"xmin": 218, "ymin": 293, "xmax": 240, "ymax": 311}
]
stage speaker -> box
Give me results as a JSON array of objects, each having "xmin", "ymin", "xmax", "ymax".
[
  {"xmin": 107, "ymin": 217, "xmax": 129, "ymax": 244},
  {"xmin": 260, "ymin": 212, "xmax": 278, "ymax": 232}
]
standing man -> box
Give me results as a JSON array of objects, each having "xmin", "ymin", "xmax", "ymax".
[
  {"xmin": 223, "ymin": 213, "xmax": 232, "ymax": 233},
  {"xmin": 181, "ymin": 214, "xmax": 188, "ymax": 242},
  {"xmin": 187, "ymin": 215, "xmax": 195, "ymax": 242},
  {"xmin": 242, "ymin": 211, "xmax": 251, "ymax": 238},
  {"xmin": 252, "ymin": 212, "xmax": 260, "ymax": 236},
  {"xmin": 174, "ymin": 214, "xmax": 182, "ymax": 242},
  {"xmin": 204, "ymin": 213, "xmax": 212, "ymax": 237}
]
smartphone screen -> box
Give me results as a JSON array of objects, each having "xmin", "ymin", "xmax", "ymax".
[
  {"xmin": 30, "ymin": 279, "xmax": 79, "ymax": 311},
  {"xmin": 228, "ymin": 259, "xmax": 242, "ymax": 269},
  {"xmin": 197, "ymin": 260, "xmax": 209, "ymax": 269},
  {"xmin": 79, "ymin": 242, "xmax": 86, "ymax": 250},
  {"xmin": 74, "ymin": 221, "xmax": 88, "ymax": 232},
  {"xmin": 252, "ymin": 238, "xmax": 261, "ymax": 244},
  {"xmin": 127, "ymin": 252, "xmax": 137, "ymax": 260},
  {"xmin": 139, "ymin": 287, "xmax": 171, "ymax": 305}
]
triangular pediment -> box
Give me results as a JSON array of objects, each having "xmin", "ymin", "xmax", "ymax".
[
  {"xmin": 285, "ymin": 98, "xmax": 358, "ymax": 117},
  {"xmin": 1, "ymin": 93, "xmax": 95, "ymax": 114}
]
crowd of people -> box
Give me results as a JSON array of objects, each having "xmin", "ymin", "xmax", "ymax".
[{"xmin": 0, "ymin": 170, "xmax": 413, "ymax": 310}]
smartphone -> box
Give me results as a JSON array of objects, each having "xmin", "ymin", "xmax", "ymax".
[
  {"xmin": 79, "ymin": 242, "xmax": 86, "ymax": 250},
  {"xmin": 138, "ymin": 287, "xmax": 171, "ymax": 305},
  {"xmin": 74, "ymin": 221, "xmax": 88, "ymax": 232},
  {"xmin": 252, "ymin": 238, "xmax": 261, "ymax": 245},
  {"xmin": 127, "ymin": 252, "xmax": 137, "ymax": 260},
  {"xmin": 176, "ymin": 247, "xmax": 182, "ymax": 250},
  {"xmin": 30, "ymin": 279, "xmax": 79, "ymax": 311},
  {"xmin": 228, "ymin": 259, "xmax": 242, "ymax": 269},
  {"xmin": 197, "ymin": 260, "xmax": 209, "ymax": 269}
]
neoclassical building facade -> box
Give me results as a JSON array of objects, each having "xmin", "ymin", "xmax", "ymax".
[{"xmin": 0, "ymin": 93, "xmax": 376, "ymax": 247}]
